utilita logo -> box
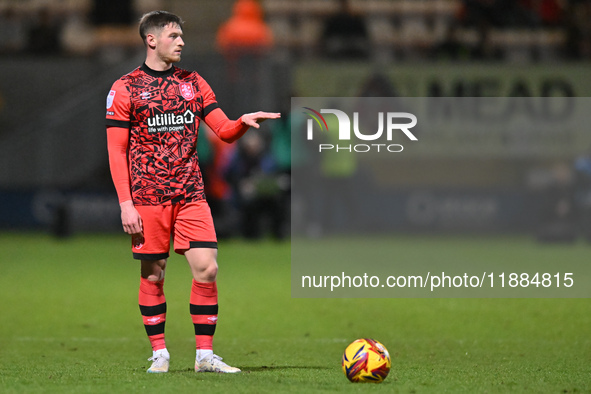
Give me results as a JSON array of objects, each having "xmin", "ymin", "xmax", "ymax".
[
  {"xmin": 147, "ymin": 110, "xmax": 195, "ymax": 133},
  {"xmin": 303, "ymin": 107, "xmax": 417, "ymax": 153}
]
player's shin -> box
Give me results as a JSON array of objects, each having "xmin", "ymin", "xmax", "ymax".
[
  {"xmin": 139, "ymin": 277, "xmax": 167, "ymax": 351},
  {"xmin": 190, "ymin": 279, "xmax": 218, "ymax": 360}
]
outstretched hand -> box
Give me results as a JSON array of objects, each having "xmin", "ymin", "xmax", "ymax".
[{"xmin": 241, "ymin": 111, "xmax": 281, "ymax": 129}]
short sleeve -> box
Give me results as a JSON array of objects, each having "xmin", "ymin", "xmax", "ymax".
[
  {"xmin": 197, "ymin": 75, "xmax": 219, "ymax": 119},
  {"xmin": 106, "ymin": 78, "xmax": 131, "ymax": 128}
]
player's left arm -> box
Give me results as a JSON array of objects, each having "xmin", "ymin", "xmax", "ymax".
[
  {"xmin": 197, "ymin": 73, "xmax": 279, "ymax": 143},
  {"xmin": 204, "ymin": 108, "xmax": 280, "ymax": 143}
]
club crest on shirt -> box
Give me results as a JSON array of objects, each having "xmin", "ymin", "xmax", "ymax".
[{"xmin": 179, "ymin": 83, "xmax": 195, "ymax": 100}]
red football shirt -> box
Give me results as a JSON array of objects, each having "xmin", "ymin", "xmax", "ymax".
[{"xmin": 106, "ymin": 63, "xmax": 219, "ymax": 205}]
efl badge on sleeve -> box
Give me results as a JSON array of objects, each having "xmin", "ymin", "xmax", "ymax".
[
  {"xmin": 179, "ymin": 83, "xmax": 195, "ymax": 100},
  {"xmin": 107, "ymin": 90, "xmax": 116, "ymax": 109}
]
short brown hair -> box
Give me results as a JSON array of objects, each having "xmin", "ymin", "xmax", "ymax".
[{"xmin": 139, "ymin": 11, "xmax": 184, "ymax": 45}]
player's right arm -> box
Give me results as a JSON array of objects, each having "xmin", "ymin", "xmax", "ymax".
[
  {"xmin": 106, "ymin": 79, "xmax": 142, "ymax": 235},
  {"xmin": 106, "ymin": 126, "xmax": 143, "ymax": 235}
]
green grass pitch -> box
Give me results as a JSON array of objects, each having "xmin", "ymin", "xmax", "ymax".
[{"xmin": 0, "ymin": 232, "xmax": 589, "ymax": 393}]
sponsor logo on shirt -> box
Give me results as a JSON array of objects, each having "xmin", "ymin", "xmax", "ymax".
[
  {"xmin": 106, "ymin": 90, "xmax": 116, "ymax": 109},
  {"xmin": 147, "ymin": 110, "xmax": 195, "ymax": 133}
]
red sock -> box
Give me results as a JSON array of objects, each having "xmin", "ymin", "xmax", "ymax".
[
  {"xmin": 139, "ymin": 277, "xmax": 166, "ymax": 351},
  {"xmin": 190, "ymin": 280, "xmax": 218, "ymax": 350}
]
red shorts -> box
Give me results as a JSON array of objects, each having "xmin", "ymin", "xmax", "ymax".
[{"xmin": 131, "ymin": 200, "xmax": 217, "ymax": 260}]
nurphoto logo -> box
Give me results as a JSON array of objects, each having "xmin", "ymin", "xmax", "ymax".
[{"xmin": 303, "ymin": 107, "xmax": 418, "ymax": 153}]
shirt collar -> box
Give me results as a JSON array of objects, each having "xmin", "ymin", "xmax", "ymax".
[{"xmin": 141, "ymin": 63, "xmax": 175, "ymax": 78}]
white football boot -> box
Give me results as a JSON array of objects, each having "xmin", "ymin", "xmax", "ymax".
[
  {"xmin": 195, "ymin": 354, "xmax": 241, "ymax": 373},
  {"xmin": 147, "ymin": 349, "xmax": 170, "ymax": 373}
]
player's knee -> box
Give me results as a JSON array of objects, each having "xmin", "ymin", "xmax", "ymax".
[
  {"xmin": 202, "ymin": 261, "xmax": 218, "ymax": 282},
  {"xmin": 191, "ymin": 259, "xmax": 217, "ymax": 282},
  {"xmin": 141, "ymin": 259, "xmax": 167, "ymax": 281}
]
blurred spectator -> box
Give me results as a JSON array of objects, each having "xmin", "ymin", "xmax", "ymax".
[
  {"xmin": 269, "ymin": 94, "xmax": 292, "ymax": 175},
  {"xmin": 471, "ymin": 22, "xmax": 502, "ymax": 60},
  {"xmin": 432, "ymin": 25, "xmax": 473, "ymax": 61},
  {"xmin": 91, "ymin": 0, "xmax": 133, "ymax": 26},
  {"xmin": 199, "ymin": 125, "xmax": 239, "ymax": 238},
  {"xmin": 319, "ymin": 0, "xmax": 370, "ymax": 59},
  {"xmin": 0, "ymin": 7, "xmax": 26, "ymax": 54},
  {"xmin": 461, "ymin": 0, "xmax": 538, "ymax": 28},
  {"xmin": 268, "ymin": 96, "xmax": 293, "ymax": 235},
  {"xmin": 217, "ymin": 0, "xmax": 274, "ymax": 56},
  {"xmin": 27, "ymin": 8, "xmax": 63, "ymax": 55},
  {"xmin": 305, "ymin": 105, "xmax": 360, "ymax": 236},
  {"xmin": 357, "ymin": 73, "xmax": 398, "ymax": 96},
  {"xmin": 533, "ymin": 162, "xmax": 576, "ymax": 243},
  {"xmin": 521, "ymin": 0, "xmax": 564, "ymax": 27},
  {"xmin": 225, "ymin": 132, "xmax": 287, "ymax": 239},
  {"xmin": 216, "ymin": 0, "xmax": 274, "ymax": 116},
  {"xmin": 564, "ymin": 0, "xmax": 591, "ymax": 59},
  {"xmin": 573, "ymin": 150, "xmax": 591, "ymax": 240}
]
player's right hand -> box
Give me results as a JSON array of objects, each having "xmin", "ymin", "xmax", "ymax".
[{"xmin": 120, "ymin": 200, "xmax": 143, "ymax": 235}]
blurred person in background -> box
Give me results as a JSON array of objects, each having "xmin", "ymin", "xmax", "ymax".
[
  {"xmin": 534, "ymin": 162, "xmax": 576, "ymax": 243},
  {"xmin": 199, "ymin": 123, "xmax": 239, "ymax": 239},
  {"xmin": 216, "ymin": 0, "xmax": 273, "ymax": 56},
  {"xmin": 27, "ymin": 7, "xmax": 63, "ymax": 55},
  {"xmin": 106, "ymin": 10, "xmax": 279, "ymax": 374},
  {"xmin": 432, "ymin": 24, "xmax": 474, "ymax": 61},
  {"xmin": 319, "ymin": 0, "xmax": 370, "ymax": 59},
  {"xmin": 216, "ymin": 0, "xmax": 274, "ymax": 117},
  {"xmin": 565, "ymin": 0, "xmax": 591, "ymax": 59},
  {"xmin": 0, "ymin": 7, "xmax": 26, "ymax": 54},
  {"xmin": 91, "ymin": 0, "xmax": 133, "ymax": 25},
  {"xmin": 225, "ymin": 132, "xmax": 288, "ymax": 239},
  {"xmin": 573, "ymin": 149, "xmax": 591, "ymax": 240}
]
